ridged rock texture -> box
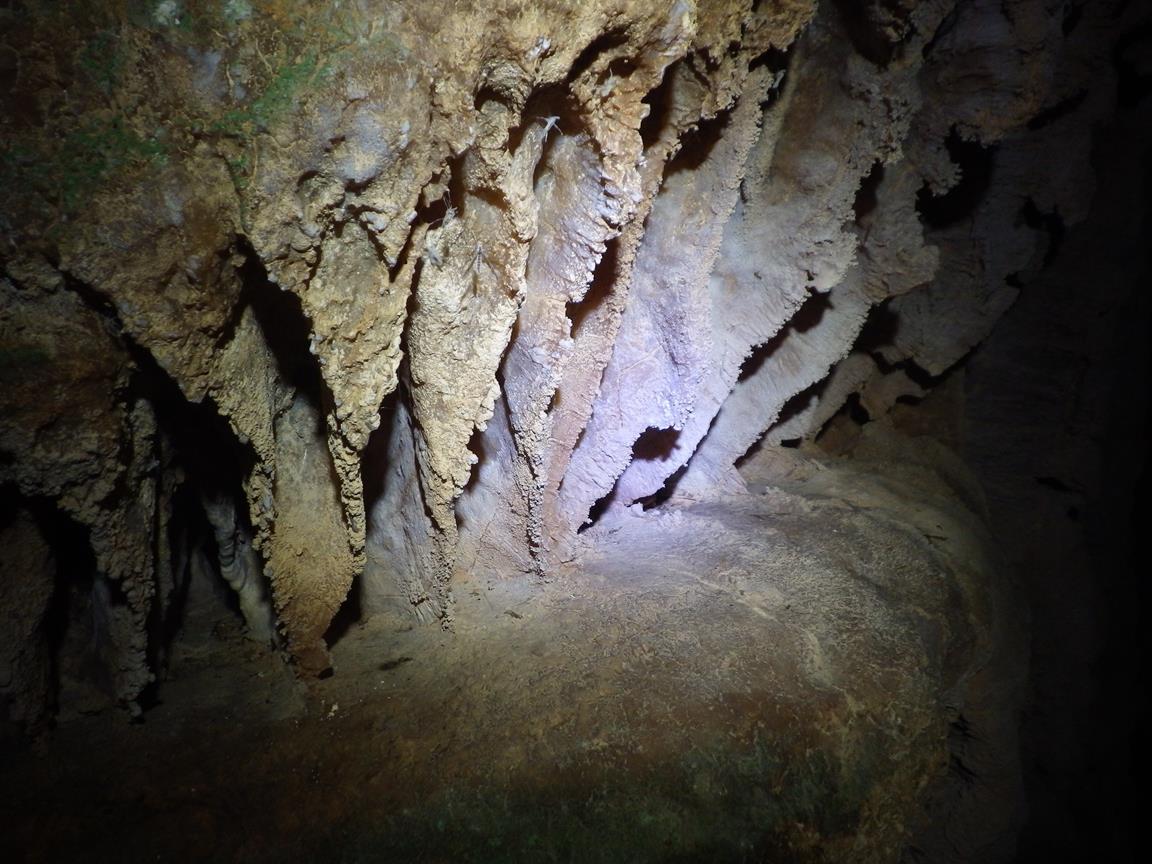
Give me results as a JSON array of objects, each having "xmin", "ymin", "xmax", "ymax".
[
  {"xmin": 1, "ymin": 4, "xmax": 1145, "ymax": 856},
  {"xmin": 0, "ymin": 0, "xmax": 1129, "ymax": 705}
]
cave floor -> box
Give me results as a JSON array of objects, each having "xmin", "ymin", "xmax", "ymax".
[{"xmin": 3, "ymin": 453, "xmax": 1005, "ymax": 863}]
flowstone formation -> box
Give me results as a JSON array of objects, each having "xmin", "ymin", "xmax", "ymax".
[{"xmin": 0, "ymin": 0, "xmax": 1141, "ymax": 858}]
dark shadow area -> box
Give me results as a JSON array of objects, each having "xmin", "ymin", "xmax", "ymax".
[
  {"xmin": 129, "ymin": 345, "xmax": 258, "ymax": 682},
  {"xmin": 628, "ymin": 426, "xmax": 687, "ymax": 512},
  {"xmin": 618, "ymin": 426, "xmax": 691, "ymax": 512},
  {"xmin": 1114, "ymin": 20, "xmax": 1152, "ymax": 108},
  {"xmin": 831, "ymin": 0, "xmax": 909, "ymax": 68},
  {"xmin": 0, "ymin": 488, "xmax": 100, "ymax": 727},
  {"xmin": 567, "ymin": 29, "xmax": 630, "ymax": 84},
  {"xmin": 60, "ymin": 266, "xmax": 270, "ymax": 693},
  {"xmin": 576, "ymin": 486, "xmax": 617, "ymax": 534},
  {"xmin": 733, "ymin": 373, "xmax": 830, "ymax": 469},
  {"xmin": 967, "ymin": 83, "xmax": 1152, "ymax": 864},
  {"xmin": 853, "ymin": 160, "xmax": 885, "ymax": 225},
  {"xmin": 567, "ymin": 235, "xmax": 619, "ymax": 339},
  {"xmin": 461, "ymin": 385, "xmax": 499, "ymax": 497},
  {"xmin": 235, "ymin": 238, "xmax": 325, "ymax": 399},
  {"xmin": 737, "ymin": 291, "xmax": 833, "ymax": 385},
  {"xmin": 664, "ymin": 107, "xmax": 731, "ymax": 178},
  {"xmin": 852, "ymin": 298, "xmax": 898, "ymax": 355},
  {"xmin": 1019, "ymin": 198, "xmax": 1066, "ymax": 268},
  {"xmin": 634, "ymin": 462, "xmax": 687, "ymax": 512},
  {"xmin": 362, "ymin": 390, "xmax": 401, "ymax": 523},
  {"xmin": 774, "ymin": 378, "xmax": 826, "ymax": 430},
  {"xmin": 1026, "ymin": 91, "xmax": 1088, "ymax": 131},
  {"xmin": 638, "ymin": 62, "xmax": 675, "ymax": 151},
  {"xmin": 915, "ymin": 129, "xmax": 996, "ymax": 230},
  {"xmin": 324, "ymin": 574, "xmax": 364, "ymax": 650},
  {"xmin": 854, "ymin": 300, "xmax": 952, "ymax": 391},
  {"xmin": 515, "ymin": 84, "xmax": 576, "ymax": 162},
  {"xmin": 629, "ymin": 425, "xmax": 680, "ymax": 463},
  {"xmin": 749, "ymin": 46, "xmax": 792, "ymax": 76}
]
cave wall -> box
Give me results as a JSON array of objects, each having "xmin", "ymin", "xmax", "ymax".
[{"xmin": 0, "ymin": 0, "xmax": 1140, "ymax": 719}]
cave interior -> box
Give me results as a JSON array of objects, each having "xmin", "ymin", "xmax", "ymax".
[{"xmin": 0, "ymin": 1, "xmax": 1149, "ymax": 862}]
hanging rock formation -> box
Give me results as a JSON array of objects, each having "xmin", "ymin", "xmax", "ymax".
[{"xmin": 0, "ymin": 0, "xmax": 1137, "ymax": 756}]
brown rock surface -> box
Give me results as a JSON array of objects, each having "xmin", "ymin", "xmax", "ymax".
[{"xmin": 1, "ymin": 0, "xmax": 1144, "ymax": 857}]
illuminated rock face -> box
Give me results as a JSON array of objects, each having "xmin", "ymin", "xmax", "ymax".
[{"xmin": 0, "ymin": 0, "xmax": 1136, "ymax": 829}]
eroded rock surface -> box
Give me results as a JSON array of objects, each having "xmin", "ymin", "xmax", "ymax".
[
  {"xmin": 1, "ymin": 433, "xmax": 1025, "ymax": 862},
  {"xmin": 0, "ymin": 0, "xmax": 1144, "ymax": 857}
]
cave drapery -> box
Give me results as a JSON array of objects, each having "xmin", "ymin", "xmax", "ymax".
[{"xmin": 1, "ymin": 0, "xmax": 1147, "ymax": 861}]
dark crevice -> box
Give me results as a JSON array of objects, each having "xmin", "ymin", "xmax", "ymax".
[
  {"xmin": 813, "ymin": 392, "xmax": 872, "ymax": 445},
  {"xmin": 1019, "ymin": 198, "xmax": 1066, "ymax": 267},
  {"xmin": 235, "ymin": 238, "xmax": 325, "ymax": 399},
  {"xmin": 785, "ymin": 290, "xmax": 831, "ymax": 333},
  {"xmin": 845, "ymin": 392, "xmax": 872, "ymax": 425},
  {"xmin": 738, "ymin": 292, "xmax": 833, "ymax": 385},
  {"xmin": 323, "ymin": 574, "xmax": 363, "ymax": 649},
  {"xmin": 567, "ymin": 235, "xmax": 618, "ymax": 339},
  {"xmin": 916, "ymin": 129, "xmax": 996, "ymax": 230},
  {"xmin": 576, "ymin": 486, "xmax": 616, "ymax": 534},
  {"xmin": 853, "ymin": 299, "xmax": 899, "ymax": 355},
  {"xmin": 630, "ymin": 425, "xmax": 681, "ymax": 462},
  {"xmin": 384, "ymin": 218, "xmax": 420, "ymax": 283},
  {"xmin": 59, "ymin": 271, "xmax": 128, "ymax": 337},
  {"xmin": 161, "ymin": 482, "xmax": 219, "ymax": 646},
  {"xmin": 473, "ymin": 83, "xmax": 509, "ymax": 115},
  {"xmin": 607, "ymin": 56, "xmax": 637, "ymax": 80},
  {"xmin": 639, "ymin": 65, "xmax": 675, "ymax": 151},
  {"xmin": 567, "ymin": 29, "xmax": 630, "ymax": 83},
  {"xmin": 512, "ymin": 84, "xmax": 576, "ymax": 162},
  {"xmin": 63, "ymin": 263, "xmax": 261, "ymax": 505},
  {"xmin": 665, "ymin": 107, "xmax": 731, "ymax": 178},
  {"xmin": 1026, "ymin": 90, "xmax": 1088, "ymax": 130},
  {"xmin": 576, "ymin": 391, "xmax": 690, "ymax": 530},
  {"xmin": 832, "ymin": 0, "xmax": 914, "ymax": 68},
  {"xmin": 749, "ymin": 46, "xmax": 791, "ymax": 76},
  {"xmin": 446, "ymin": 154, "xmax": 468, "ymax": 221},
  {"xmin": 875, "ymin": 353, "xmax": 942, "ymax": 391},
  {"xmin": 127, "ymin": 329, "xmax": 264, "ymax": 679},
  {"xmin": 413, "ymin": 175, "xmax": 452, "ymax": 229},
  {"xmin": 853, "ymin": 161, "xmax": 885, "ymax": 226},
  {"xmin": 635, "ymin": 462, "xmax": 687, "ymax": 511},
  {"xmin": 412, "ymin": 156, "xmax": 469, "ymax": 228},
  {"xmin": 361, "ymin": 389, "xmax": 400, "ymax": 523},
  {"xmin": 761, "ymin": 374, "xmax": 833, "ymax": 448}
]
